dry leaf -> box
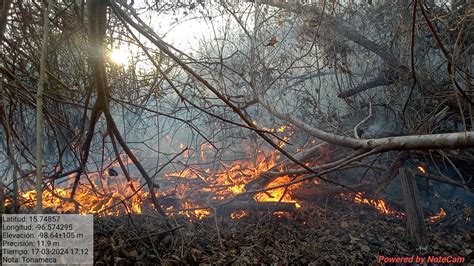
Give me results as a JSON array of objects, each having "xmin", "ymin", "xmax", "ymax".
[
  {"xmin": 361, "ymin": 245, "xmax": 370, "ymax": 253},
  {"xmin": 128, "ymin": 249, "xmax": 138, "ymax": 258},
  {"xmin": 265, "ymin": 36, "xmax": 278, "ymax": 47},
  {"xmin": 349, "ymin": 234, "xmax": 360, "ymax": 243}
]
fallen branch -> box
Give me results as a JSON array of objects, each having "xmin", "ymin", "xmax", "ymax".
[{"xmin": 259, "ymin": 96, "xmax": 474, "ymax": 151}]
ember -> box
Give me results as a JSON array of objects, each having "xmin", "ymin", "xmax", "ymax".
[
  {"xmin": 417, "ymin": 165, "xmax": 426, "ymax": 174},
  {"xmin": 428, "ymin": 208, "xmax": 446, "ymax": 223},
  {"xmin": 230, "ymin": 210, "xmax": 249, "ymax": 219},
  {"xmin": 179, "ymin": 202, "xmax": 212, "ymax": 220}
]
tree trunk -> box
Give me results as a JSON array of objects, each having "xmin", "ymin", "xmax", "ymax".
[
  {"xmin": 35, "ymin": 0, "xmax": 54, "ymax": 214},
  {"xmin": 399, "ymin": 167, "xmax": 427, "ymax": 247}
]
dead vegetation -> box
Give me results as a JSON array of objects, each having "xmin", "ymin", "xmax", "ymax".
[{"xmin": 94, "ymin": 197, "xmax": 473, "ymax": 265}]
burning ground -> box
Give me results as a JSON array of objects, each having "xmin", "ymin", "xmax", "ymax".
[
  {"xmin": 5, "ymin": 129, "xmax": 473, "ymax": 264},
  {"xmin": 4, "ymin": 122, "xmax": 474, "ymax": 264}
]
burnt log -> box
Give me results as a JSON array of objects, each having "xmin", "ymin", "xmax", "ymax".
[
  {"xmin": 373, "ymin": 152, "xmax": 408, "ymax": 195},
  {"xmin": 399, "ymin": 168, "xmax": 427, "ymax": 247},
  {"xmin": 157, "ymin": 196, "xmax": 298, "ymax": 214},
  {"xmin": 244, "ymin": 143, "xmax": 339, "ymax": 192}
]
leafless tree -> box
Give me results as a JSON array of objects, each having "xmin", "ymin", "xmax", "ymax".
[{"xmin": 0, "ymin": 0, "xmax": 472, "ymax": 214}]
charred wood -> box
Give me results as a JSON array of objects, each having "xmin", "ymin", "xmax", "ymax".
[{"xmin": 400, "ymin": 168, "xmax": 427, "ymax": 247}]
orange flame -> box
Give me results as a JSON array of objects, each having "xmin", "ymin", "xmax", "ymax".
[
  {"xmin": 254, "ymin": 176, "xmax": 301, "ymax": 208},
  {"xmin": 348, "ymin": 192, "xmax": 404, "ymax": 217},
  {"xmin": 11, "ymin": 173, "xmax": 148, "ymax": 216},
  {"xmin": 231, "ymin": 210, "xmax": 249, "ymax": 219},
  {"xmin": 9, "ymin": 125, "xmax": 307, "ymax": 219},
  {"xmin": 428, "ymin": 208, "xmax": 446, "ymax": 223},
  {"xmin": 179, "ymin": 202, "xmax": 212, "ymax": 220},
  {"xmin": 160, "ymin": 127, "xmax": 301, "ymax": 218},
  {"xmin": 417, "ymin": 165, "xmax": 426, "ymax": 174},
  {"xmin": 199, "ymin": 143, "xmax": 214, "ymax": 161}
]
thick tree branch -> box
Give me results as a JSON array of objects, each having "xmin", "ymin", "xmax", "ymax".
[
  {"xmin": 338, "ymin": 76, "xmax": 395, "ymax": 98},
  {"xmin": 35, "ymin": 0, "xmax": 53, "ymax": 213},
  {"xmin": 259, "ymin": 96, "xmax": 474, "ymax": 151},
  {"xmin": 71, "ymin": 0, "xmax": 167, "ymax": 217},
  {"xmin": 0, "ymin": 0, "xmax": 12, "ymax": 44}
]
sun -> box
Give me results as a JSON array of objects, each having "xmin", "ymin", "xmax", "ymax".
[{"xmin": 110, "ymin": 46, "xmax": 130, "ymax": 66}]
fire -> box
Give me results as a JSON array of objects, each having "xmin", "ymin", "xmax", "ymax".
[
  {"xmin": 161, "ymin": 127, "xmax": 302, "ymax": 218},
  {"xmin": 277, "ymin": 125, "xmax": 288, "ymax": 133},
  {"xmin": 179, "ymin": 202, "xmax": 212, "ymax": 220},
  {"xmin": 165, "ymin": 147, "xmax": 302, "ymax": 218},
  {"xmin": 346, "ymin": 193, "xmax": 449, "ymax": 222},
  {"xmin": 199, "ymin": 143, "xmax": 214, "ymax": 161},
  {"xmin": 8, "ymin": 125, "xmax": 306, "ymax": 220},
  {"xmin": 254, "ymin": 176, "xmax": 302, "ymax": 208},
  {"xmin": 11, "ymin": 173, "xmax": 148, "ymax": 216},
  {"xmin": 428, "ymin": 208, "xmax": 446, "ymax": 223},
  {"xmin": 231, "ymin": 210, "xmax": 249, "ymax": 219},
  {"xmin": 252, "ymin": 120, "xmax": 289, "ymax": 133},
  {"xmin": 354, "ymin": 192, "xmax": 390, "ymax": 214},
  {"xmin": 345, "ymin": 192, "xmax": 404, "ymax": 217},
  {"xmin": 417, "ymin": 165, "xmax": 426, "ymax": 174},
  {"xmin": 179, "ymin": 143, "xmax": 190, "ymax": 157},
  {"xmin": 229, "ymin": 184, "xmax": 246, "ymax": 194},
  {"xmin": 19, "ymin": 189, "xmax": 69, "ymax": 208}
]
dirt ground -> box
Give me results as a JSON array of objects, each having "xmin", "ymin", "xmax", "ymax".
[{"xmin": 94, "ymin": 197, "xmax": 473, "ymax": 265}]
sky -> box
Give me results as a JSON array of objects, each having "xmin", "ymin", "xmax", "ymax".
[{"xmin": 109, "ymin": 1, "xmax": 218, "ymax": 66}]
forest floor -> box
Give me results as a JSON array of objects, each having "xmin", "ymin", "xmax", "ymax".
[{"xmin": 94, "ymin": 197, "xmax": 473, "ymax": 265}]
